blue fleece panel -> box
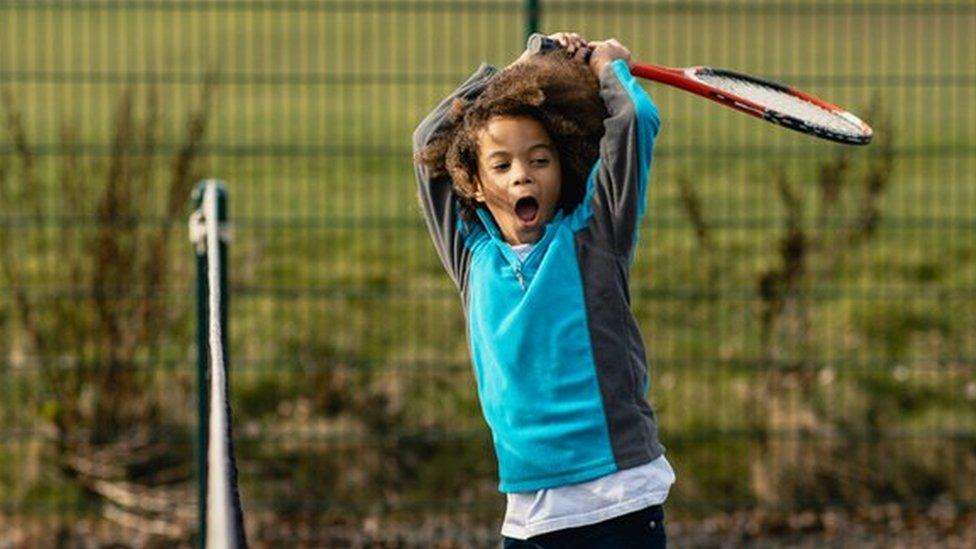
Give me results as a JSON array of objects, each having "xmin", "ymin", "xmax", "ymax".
[{"xmin": 467, "ymin": 216, "xmax": 617, "ymax": 492}]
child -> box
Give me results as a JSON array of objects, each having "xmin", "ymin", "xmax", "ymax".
[{"xmin": 413, "ymin": 33, "xmax": 675, "ymax": 548}]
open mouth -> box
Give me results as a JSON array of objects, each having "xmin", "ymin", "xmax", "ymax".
[{"xmin": 515, "ymin": 196, "xmax": 540, "ymax": 224}]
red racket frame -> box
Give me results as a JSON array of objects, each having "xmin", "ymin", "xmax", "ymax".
[
  {"xmin": 629, "ymin": 62, "xmax": 873, "ymax": 145},
  {"xmin": 526, "ymin": 33, "xmax": 873, "ymax": 145}
]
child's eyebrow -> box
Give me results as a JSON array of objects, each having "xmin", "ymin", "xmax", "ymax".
[
  {"xmin": 484, "ymin": 143, "xmax": 552, "ymax": 161},
  {"xmin": 485, "ymin": 150, "xmax": 511, "ymax": 161}
]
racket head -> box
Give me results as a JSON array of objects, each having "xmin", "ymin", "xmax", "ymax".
[{"xmin": 685, "ymin": 67, "xmax": 873, "ymax": 145}]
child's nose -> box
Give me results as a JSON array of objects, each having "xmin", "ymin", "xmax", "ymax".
[{"xmin": 510, "ymin": 162, "xmax": 532, "ymax": 185}]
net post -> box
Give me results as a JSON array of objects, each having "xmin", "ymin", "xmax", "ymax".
[{"xmin": 190, "ymin": 179, "xmax": 231, "ymax": 548}]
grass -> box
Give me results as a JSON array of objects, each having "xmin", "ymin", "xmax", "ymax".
[{"xmin": 0, "ymin": 0, "xmax": 974, "ymax": 543}]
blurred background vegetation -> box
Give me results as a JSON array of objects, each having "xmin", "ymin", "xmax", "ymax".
[{"xmin": 0, "ymin": 0, "xmax": 973, "ymax": 546}]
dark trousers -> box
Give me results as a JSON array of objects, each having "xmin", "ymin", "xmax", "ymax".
[{"xmin": 502, "ymin": 504, "xmax": 666, "ymax": 549}]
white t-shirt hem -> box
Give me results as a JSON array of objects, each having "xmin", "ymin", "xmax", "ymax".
[
  {"xmin": 500, "ymin": 456, "xmax": 675, "ymax": 540},
  {"xmin": 500, "ymin": 491, "xmax": 669, "ymax": 540}
]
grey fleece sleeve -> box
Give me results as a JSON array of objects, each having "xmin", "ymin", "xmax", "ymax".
[
  {"xmin": 586, "ymin": 59, "xmax": 661, "ymax": 257},
  {"xmin": 412, "ymin": 63, "xmax": 498, "ymax": 291}
]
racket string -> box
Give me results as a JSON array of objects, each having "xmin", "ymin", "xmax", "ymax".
[{"xmin": 694, "ymin": 72, "xmax": 867, "ymax": 139}]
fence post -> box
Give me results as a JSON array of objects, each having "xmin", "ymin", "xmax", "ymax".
[
  {"xmin": 525, "ymin": 0, "xmax": 540, "ymax": 39},
  {"xmin": 190, "ymin": 179, "xmax": 230, "ymax": 548}
]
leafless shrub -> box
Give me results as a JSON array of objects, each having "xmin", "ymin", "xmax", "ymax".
[
  {"xmin": 758, "ymin": 101, "xmax": 894, "ymax": 368},
  {"xmin": 0, "ymin": 77, "xmax": 215, "ymax": 542},
  {"xmin": 750, "ymin": 102, "xmax": 904, "ymax": 510},
  {"xmin": 677, "ymin": 174, "xmax": 714, "ymax": 251},
  {"xmin": 676, "ymin": 174, "xmax": 718, "ymax": 292},
  {"xmin": 758, "ymin": 168, "xmax": 811, "ymax": 368}
]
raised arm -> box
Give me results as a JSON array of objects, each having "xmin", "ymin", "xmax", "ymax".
[
  {"xmin": 581, "ymin": 40, "xmax": 661, "ymax": 258},
  {"xmin": 413, "ymin": 64, "xmax": 497, "ymax": 290}
]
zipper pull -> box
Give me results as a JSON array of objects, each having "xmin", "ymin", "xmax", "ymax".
[{"xmin": 513, "ymin": 265, "xmax": 526, "ymax": 291}]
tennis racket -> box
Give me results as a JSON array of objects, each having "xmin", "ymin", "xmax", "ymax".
[{"xmin": 527, "ymin": 33, "xmax": 873, "ymax": 146}]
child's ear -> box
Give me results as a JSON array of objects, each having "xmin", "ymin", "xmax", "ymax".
[{"xmin": 473, "ymin": 177, "xmax": 486, "ymax": 203}]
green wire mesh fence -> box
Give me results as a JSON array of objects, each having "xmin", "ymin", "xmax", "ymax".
[{"xmin": 0, "ymin": 1, "xmax": 973, "ymax": 546}]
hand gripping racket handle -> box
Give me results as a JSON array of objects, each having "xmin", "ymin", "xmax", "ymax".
[
  {"xmin": 527, "ymin": 33, "xmax": 592, "ymax": 63},
  {"xmin": 528, "ymin": 33, "xmax": 680, "ymax": 78}
]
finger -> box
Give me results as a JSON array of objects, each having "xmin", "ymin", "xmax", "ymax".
[
  {"xmin": 565, "ymin": 36, "xmax": 578, "ymax": 53},
  {"xmin": 551, "ymin": 32, "xmax": 573, "ymax": 48},
  {"xmin": 547, "ymin": 32, "xmax": 592, "ymax": 56},
  {"xmin": 566, "ymin": 36, "xmax": 579, "ymax": 51}
]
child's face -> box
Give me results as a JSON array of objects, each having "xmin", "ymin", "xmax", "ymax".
[{"xmin": 474, "ymin": 115, "xmax": 562, "ymax": 245}]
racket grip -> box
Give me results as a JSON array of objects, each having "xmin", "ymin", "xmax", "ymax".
[
  {"xmin": 527, "ymin": 33, "xmax": 558, "ymax": 54},
  {"xmin": 526, "ymin": 33, "xmax": 592, "ymax": 63}
]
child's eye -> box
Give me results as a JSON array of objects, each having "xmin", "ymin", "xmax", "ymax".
[
  {"xmin": 492, "ymin": 163, "xmax": 510, "ymax": 172},
  {"xmin": 531, "ymin": 158, "xmax": 550, "ymax": 166}
]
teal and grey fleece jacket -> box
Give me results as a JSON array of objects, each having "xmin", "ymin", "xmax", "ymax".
[{"xmin": 413, "ymin": 59, "xmax": 664, "ymax": 493}]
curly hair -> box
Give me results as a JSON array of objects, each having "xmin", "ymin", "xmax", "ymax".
[{"xmin": 416, "ymin": 50, "xmax": 607, "ymax": 220}]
